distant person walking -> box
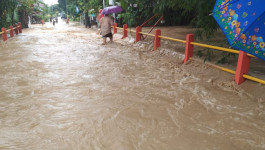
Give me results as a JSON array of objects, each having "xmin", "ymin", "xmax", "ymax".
[
  {"xmin": 99, "ymin": 14, "xmax": 114, "ymax": 45},
  {"xmin": 41, "ymin": 20, "xmax": 44, "ymax": 26},
  {"xmin": 53, "ymin": 19, "xmax": 56, "ymax": 26}
]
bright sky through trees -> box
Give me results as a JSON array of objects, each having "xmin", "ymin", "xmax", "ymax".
[{"xmin": 43, "ymin": 0, "xmax": 58, "ymax": 6}]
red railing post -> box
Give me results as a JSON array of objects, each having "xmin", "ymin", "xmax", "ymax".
[
  {"xmin": 235, "ymin": 51, "xmax": 251, "ymax": 84},
  {"xmin": 1, "ymin": 27, "xmax": 7, "ymax": 41},
  {"xmin": 122, "ymin": 24, "xmax": 128, "ymax": 39},
  {"xmin": 18, "ymin": 22, "xmax": 22, "ymax": 33},
  {"xmin": 183, "ymin": 34, "xmax": 194, "ymax": 63},
  {"xmin": 154, "ymin": 29, "xmax": 161, "ymax": 50},
  {"xmin": 41, "ymin": 20, "xmax": 44, "ymax": 25},
  {"xmin": 135, "ymin": 26, "xmax": 142, "ymax": 42},
  {"xmin": 113, "ymin": 23, "xmax": 117, "ymax": 34},
  {"xmin": 9, "ymin": 26, "xmax": 14, "ymax": 37}
]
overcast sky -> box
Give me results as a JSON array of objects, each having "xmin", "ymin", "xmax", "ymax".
[{"xmin": 43, "ymin": 0, "xmax": 58, "ymax": 6}]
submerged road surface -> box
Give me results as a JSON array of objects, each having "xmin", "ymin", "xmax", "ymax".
[{"xmin": 0, "ymin": 21, "xmax": 265, "ymax": 150}]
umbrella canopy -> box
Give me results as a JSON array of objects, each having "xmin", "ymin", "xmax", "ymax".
[
  {"xmin": 213, "ymin": 0, "xmax": 265, "ymax": 60},
  {"xmin": 101, "ymin": 6, "xmax": 123, "ymax": 15}
]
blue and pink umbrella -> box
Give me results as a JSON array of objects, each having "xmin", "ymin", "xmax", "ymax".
[{"xmin": 213, "ymin": 0, "xmax": 265, "ymax": 60}]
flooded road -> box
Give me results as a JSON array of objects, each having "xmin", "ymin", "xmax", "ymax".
[{"xmin": 0, "ymin": 20, "xmax": 265, "ymax": 150}]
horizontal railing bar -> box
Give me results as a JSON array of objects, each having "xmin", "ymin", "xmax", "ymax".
[
  {"xmin": 159, "ymin": 36, "xmax": 186, "ymax": 44},
  {"xmin": 190, "ymin": 42, "xmax": 255, "ymax": 57},
  {"xmin": 116, "ymin": 27, "xmax": 123, "ymax": 30},
  {"xmin": 190, "ymin": 57, "xmax": 236, "ymax": 74},
  {"xmin": 126, "ymin": 29, "xmax": 136, "ymax": 33},
  {"xmin": 191, "ymin": 42, "xmax": 239, "ymax": 54},
  {"xmin": 243, "ymin": 74, "xmax": 265, "ymax": 85},
  {"xmin": 213, "ymin": 65, "xmax": 236, "ymax": 74},
  {"xmin": 139, "ymin": 32, "xmax": 155, "ymax": 37}
]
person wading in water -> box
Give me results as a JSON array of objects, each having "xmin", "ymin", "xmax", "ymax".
[
  {"xmin": 53, "ymin": 19, "xmax": 56, "ymax": 26},
  {"xmin": 99, "ymin": 14, "xmax": 114, "ymax": 45}
]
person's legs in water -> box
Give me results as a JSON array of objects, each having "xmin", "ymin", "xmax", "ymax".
[
  {"xmin": 109, "ymin": 35, "xmax": 113, "ymax": 43},
  {"xmin": 102, "ymin": 37, "xmax": 107, "ymax": 45},
  {"xmin": 102, "ymin": 33, "xmax": 112, "ymax": 44},
  {"xmin": 106, "ymin": 33, "xmax": 113, "ymax": 43}
]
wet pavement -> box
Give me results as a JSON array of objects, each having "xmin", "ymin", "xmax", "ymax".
[{"xmin": 0, "ymin": 20, "xmax": 265, "ymax": 150}]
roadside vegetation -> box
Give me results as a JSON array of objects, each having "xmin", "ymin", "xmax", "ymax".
[
  {"xmin": 58, "ymin": 0, "xmax": 218, "ymax": 39},
  {"xmin": 0, "ymin": 0, "xmax": 50, "ymax": 28}
]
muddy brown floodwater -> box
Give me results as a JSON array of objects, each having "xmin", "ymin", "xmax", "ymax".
[{"xmin": 0, "ymin": 20, "xmax": 265, "ymax": 150}]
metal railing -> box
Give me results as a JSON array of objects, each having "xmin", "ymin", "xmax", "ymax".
[
  {"xmin": 112, "ymin": 24, "xmax": 265, "ymax": 85},
  {"xmin": 1, "ymin": 23, "xmax": 22, "ymax": 41}
]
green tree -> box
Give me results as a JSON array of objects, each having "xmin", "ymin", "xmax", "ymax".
[
  {"xmin": 50, "ymin": 4, "xmax": 62, "ymax": 17},
  {"xmin": 0, "ymin": 0, "xmax": 47, "ymax": 28},
  {"xmin": 58, "ymin": 0, "xmax": 67, "ymax": 12},
  {"xmin": 57, "ymin": 0, "xmax": 219, "ymax": 38},
  {"xmin": 0, "ymin": 0, "xmax": 19, "ymax": 27}
]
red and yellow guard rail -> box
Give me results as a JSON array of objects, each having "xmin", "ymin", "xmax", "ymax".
[
  {"xmin": 1, "ymin": 22, "xmax": 22, "ymax": 41},
  {"xmin": 112, "ymin": 23, "xmax": 265, "ymax": 85}
]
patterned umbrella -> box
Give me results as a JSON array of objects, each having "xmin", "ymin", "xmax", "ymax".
[
  {"xmin": 101, "ymin": 6, "xmax": 123, "ymax": 15},
  {"xmin": 213, "ymin": 0, "xmax": 265, "ymax": 60}
]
